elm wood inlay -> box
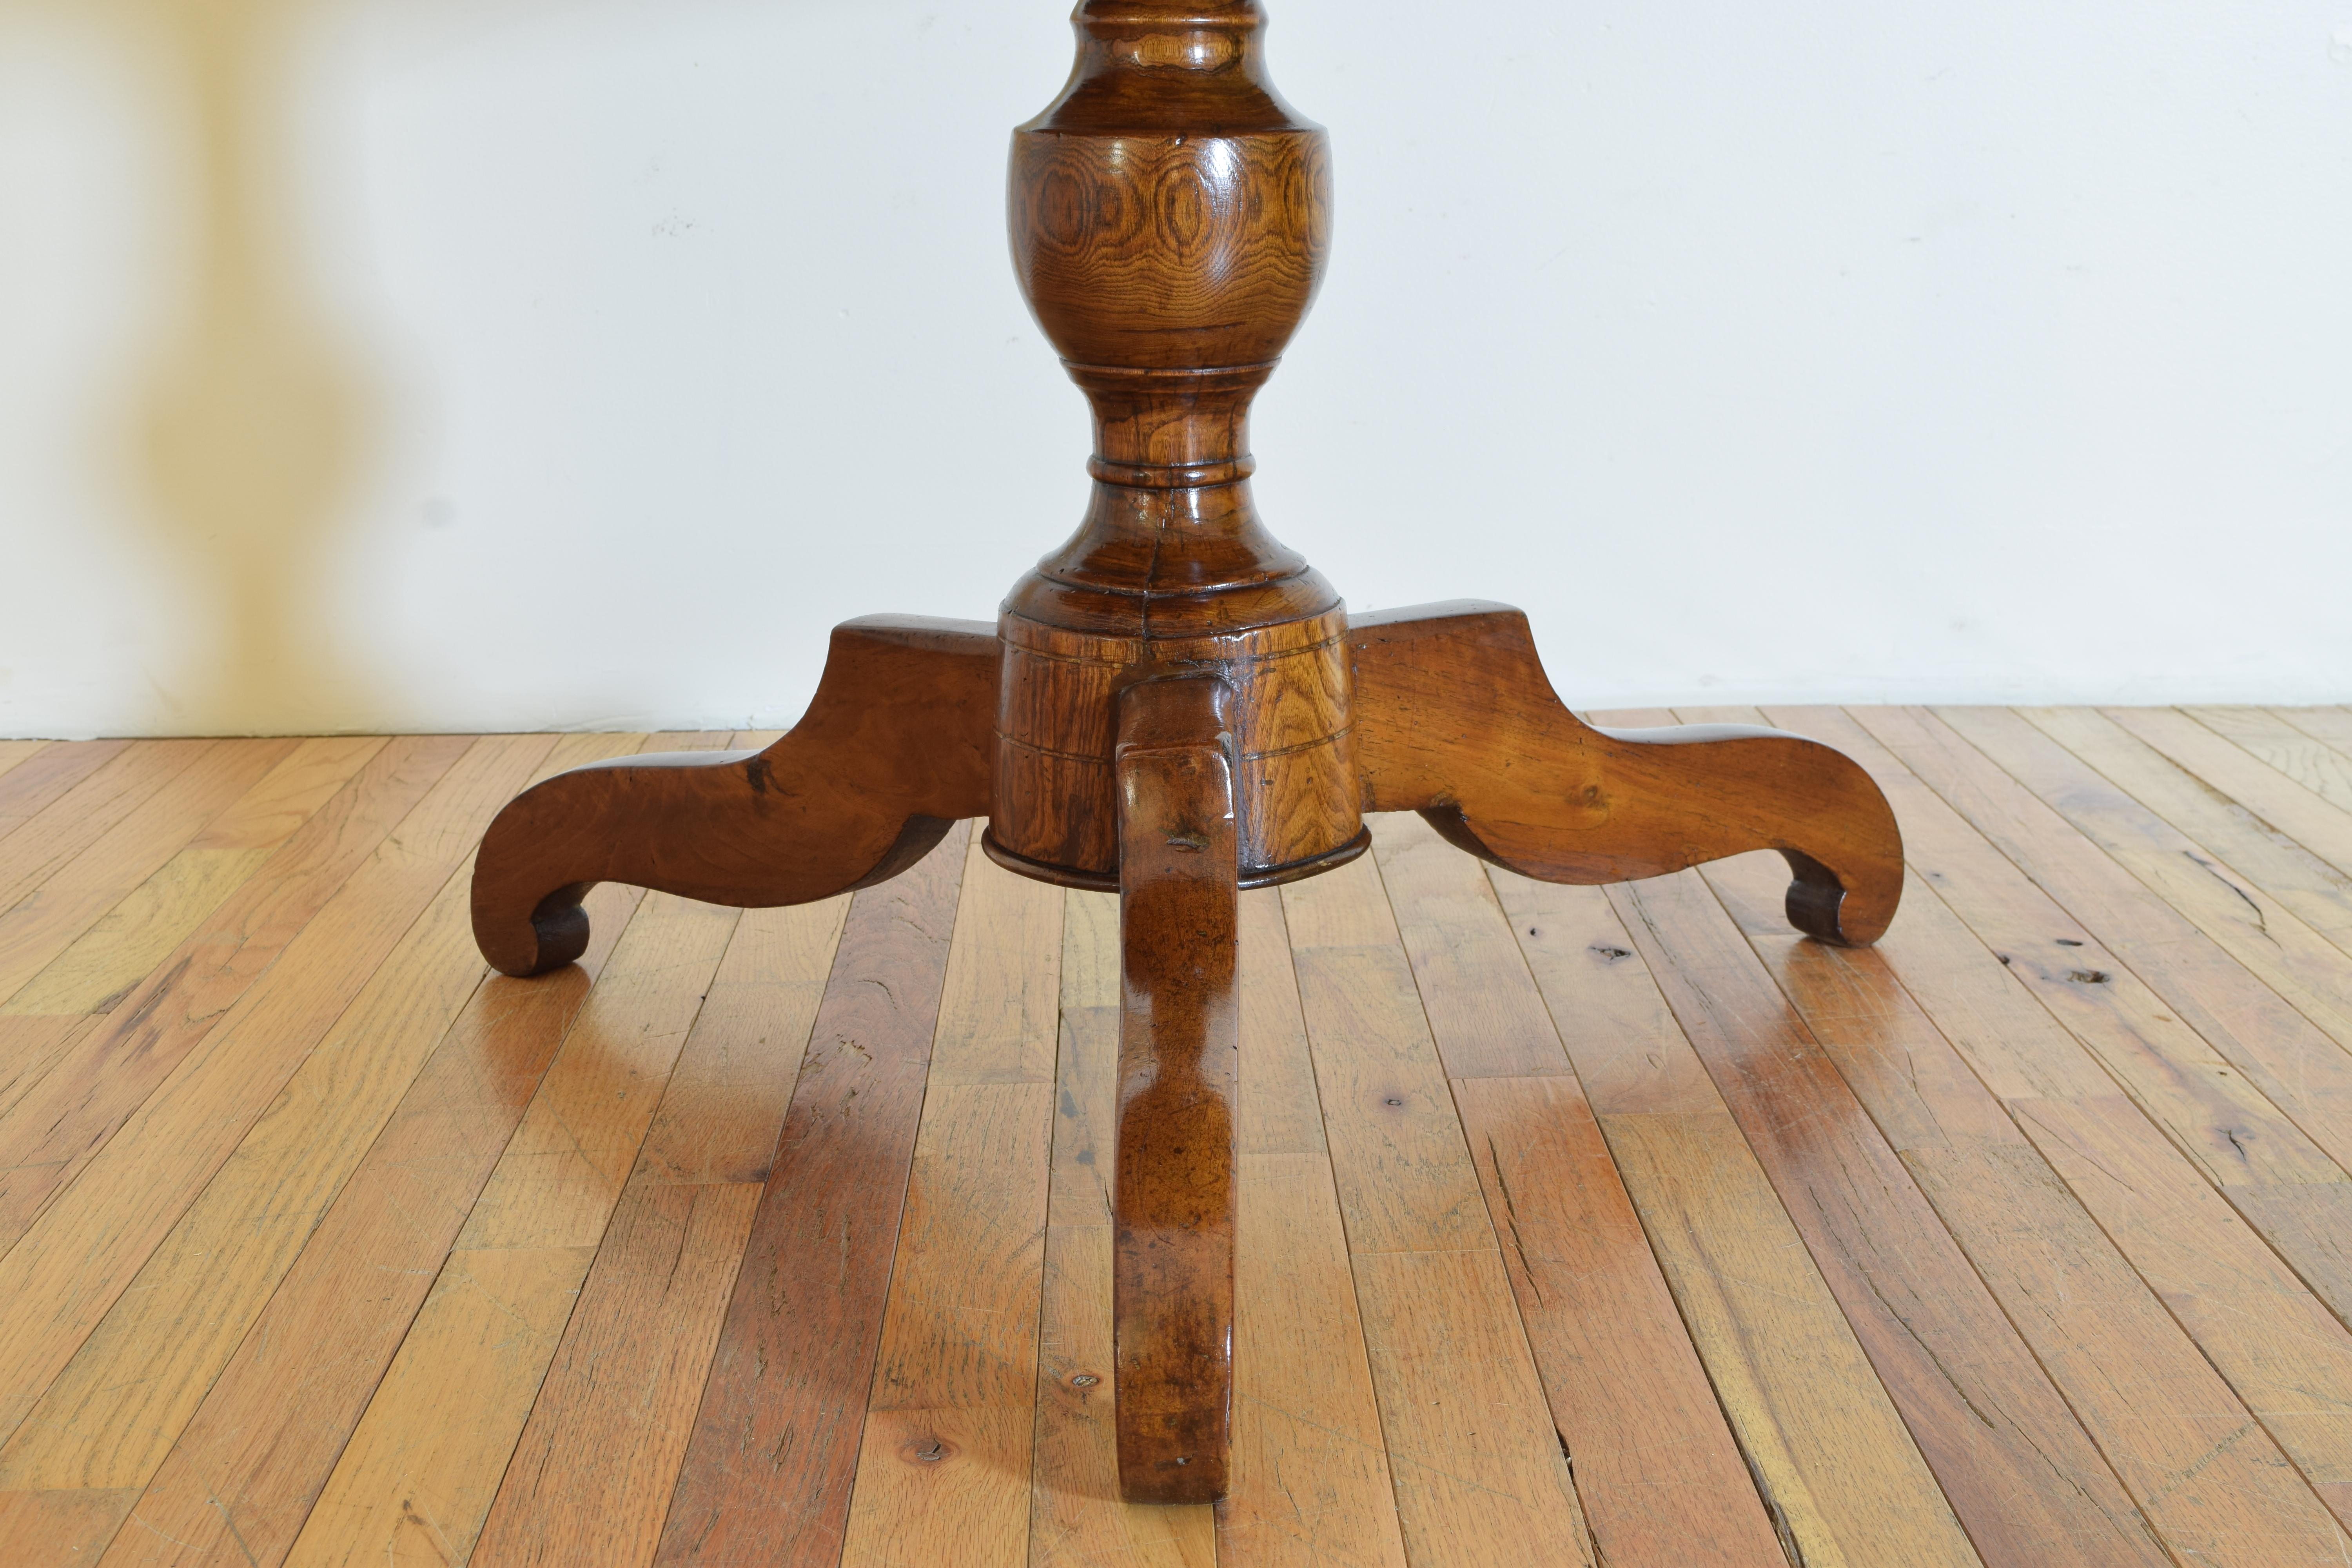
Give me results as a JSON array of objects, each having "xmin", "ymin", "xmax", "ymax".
[{"xmin": 469, "ymin": 0, "xmax": 1905, "ymax": 1501}]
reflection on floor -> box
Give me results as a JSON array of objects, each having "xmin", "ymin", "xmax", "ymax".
[{"xmin": 1, "ymin": 704, "xmax": 2352, "ymax": 1565}]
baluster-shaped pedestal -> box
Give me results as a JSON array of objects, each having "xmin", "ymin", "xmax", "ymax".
[{"xmin": 469, "ymin": 0, "xmax": 1904, "ymax": 1505}]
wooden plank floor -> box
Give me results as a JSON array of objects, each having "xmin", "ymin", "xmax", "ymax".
[{"xmin": 2, "ymin": 709, "xmax": 2352, "ymax": 1564}]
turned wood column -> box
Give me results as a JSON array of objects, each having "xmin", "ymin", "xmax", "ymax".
[
  {"xmin": 467, "ymin": 0, "xmax": 1909, "ymax": 1514},
  {"xmin": 984, "ymin": 0, "xmax": 1364, "ymax": 890}
]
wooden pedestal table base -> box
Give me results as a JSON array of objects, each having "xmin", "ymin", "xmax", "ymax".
[
  {"xmin": 1113, "ymin": 676, "xmax": 1241, "ymax": 1503},
  {"xmin": 468, "ymin": 0, "xmax": 1904, "ymax": 1506}
]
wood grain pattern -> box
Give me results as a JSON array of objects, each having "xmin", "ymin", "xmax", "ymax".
[
  {"xmin": 99, "ymin": 884, "xmax": 644, "ymax": 1567},
  {"xmin": 1863, "ymin": 706, "xmax": 2352, "ymax": 1177},
  {"xmin": 1027, "ymin": 888, "xmax": 1216, "ymax": 1566},
  {"xmin": 0, "ymin": 742, "xmax": 208, "ymax": 911},
  {"xmin": 0, "ymin": 739, "xmax": 295, "ymax": 1006},
  {"xmin": 0, "ymin": 865, "xmax": 495, "ymax": 1537},
  {"xmin": 1453, "ymin": 1075, "xmax": 1788, "ymax": 1568},
  {"xmin": 1373, "ymin": 809, "xmax": 1784, "ymax": 1568},
  {"xmin": 0, "ymin": 1483, "xmax": 140, "ymax": 1564},
  {"xmin": 1612, "ymin": 867, "xmax": 2186, "ymax": 1567},
  {"xmin": 460, "ymin": 896, "xmax": 855, "ymax": 1568},
  {"xmin": 2277, "ymin": 708, "xmax": 2352, "ymax": 769},
  {"xmin": 0, "ymin": 735, "xmax": 549, "ymax": 1452},
  {"xmin": 473, "ymin": 618, "xmax": 995, "ymax": 977},
  {"xmin": 450, "ymin": 897, "xmax": 741, "ymax": 1255},
  {"xmin": 3, "ymin": 736, "xmax": 385, "ymax": 1017},
  {"xmin": 1943, "ymin": 704, "xmax": 2352, "ymax": 1050},
  {"xmin": 1280, "ymin": 851, "xmax": 1597, "ymax": 1567},
  {"xmin": 1370, "ymin": 817, "xmax": 1574, "ymax": 1080},
  {"xmin": 982, "ymin": 0, "xmax": 1363, "ymax": 888},
  {"xmin": 1350, "ymin": 604, "xmax": 1903, "ymax": 945},
  {"xmin": 1669, "ymin": 714, "xmax": 2352, "ymax": 1545},
  {"xmin": 0, "ymin": 734, "xmax": 472, "ymax": 1251},
  {"xmin": 1111, "ymin": 677, "xmax": 1241, "ymax": 1502},
  {"xmin": 835, "ymin": 837, "xmax": 1060, "ymax": 1566},
  {"xmin": 10, "ymin": 710, "xmax": 2352, "ymax": 1557},
  {"xmin": 279, "ymin": 879, "xmax": 740, "ymax": 1566},
  {"xmin": 1762, "ymin": 707, "xmax": 2352, "ymax": 1202},
  {"xmin": 0, "ymin": 1016, "xmax": 96, "ymax": 1129},
  {"xmin": 0, "ymin": 741, "xmax": 49, "ymax": 789},
  {"xmin": 1281, "ymin": 858, "xmax": 1494, "ymax": 1257},
  {"xmin": 1227, "ymin": 1157, "xmax": 1404, "ymax": 1568},
  {"xmin": 1348, "ymin": 1249, "xmax": 1594, "ymax": 1566},
  {"xmin": 2105, "ymin": 706, "xmax": 2352, "ymax": 893},
  {"xmin": 285, "ymin": 1243, "xmax": 598, "ymax": 1568},
  {"xmin": 0, "ymin": 743, "xmax": 595, "ymax": 1564},
  {"xmin": 1599, "ymin": 1109, "xmax": 1986, "ymax": 1568},
  {"xmin": 1492, "ymin": 867, "xmax": 1986, "ymax": 1568},
  {"xmin": 1221, "ymin": 887, "xmax": 1407, "ymax": 1568},
  {"xmin": 651, "ymin": 825, "xmax": 970, "ymax": 1567},
  {"xmin": 2190, "ymin": 707, "xmax": 2352, "ymax": 811},
  {"xmin": 1706, "ymin": 840, "xmax": 2352, "ymax": 1533},
  {"xmin": 2020, "ymin": 707, "xmax": 2352, "ymax": 956},
  {"xmin": 1766, "ymin": 710, "xmax": 2352, "ymax": 1440},
  {"xmin": 0, "ymin": 742, "xmax": 130, "ymax": 847},
  {"xmin": 1600, "ymin": 721, "xmax": 2153, "ymax": 1568},
  {"xmin": 468, "ymin": 1184, "xmax": 762, "ymax": 1568},
  {"xmin": 0, "ymin": 748, "xmax": 573, "ymax": 1482},
  {"xmin": 1654, "ymin": 727, "xmax": 2352, "ymax": 1563},
  {"xmin": 1233, "ymin": 890, "xmax": 1325, "ymax": 1160}
]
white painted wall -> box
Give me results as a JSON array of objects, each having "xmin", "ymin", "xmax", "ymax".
[{"xmin": 3, "ymin": 0, "xmax": 2348, "ymax": 737}]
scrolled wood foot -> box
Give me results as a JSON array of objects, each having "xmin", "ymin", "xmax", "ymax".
[
  {"xmin": 1351, "ymin": 601, "xmax": 1904, "ymax": 945},
  {"xmin": 1113, "ymin": 674, "xmax": 1241, "ymax": 1505},
  {"xmin": 471, "ymin": 614, "xmax": 997, "ymax": 976}
]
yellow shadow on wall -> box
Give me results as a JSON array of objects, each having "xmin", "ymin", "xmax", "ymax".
[{"xmin": 22, "ymin": 0, "xmax": 392, "ymax": 735}]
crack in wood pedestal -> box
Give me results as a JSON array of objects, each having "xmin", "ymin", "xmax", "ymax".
[{"xmin": 468, "ymin": 0, "xmax": 1905, "ymax": 1506}]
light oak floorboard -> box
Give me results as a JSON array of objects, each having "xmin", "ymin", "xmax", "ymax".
[
  {"xmin": 97, "ymin": 884, "xmax": 643, "ymax": 1568},
  {"xmin": 0, "ymin": 735, "xmax": 476, "ymax": 1253},
  {"xmin": 1221, "ymin": 889, "xmax": 1407, "ymax": 1568},
  {"xmin": 2190, "ymin": 708, "xmax": 2352, "ymax": 815},
  {"xmin": 0, "ymin": 742, "xmax": 212, "ymax": 916},
  {"xmin": 2108, "ymin": 706, "xmax": 2352, "ymax": 889},
  {"xmin": 3, "ymin": 736, "xmax": 385, "ymax": 1017},
  {"xmin": 1494, "ymin": 861, "xmax": 1984, "ymax": 1568},
  {"xmin": 1373, "ymin": 811, "xmax": 1785, "ymax": 1568},
  {"xmin": 2020, "ymin": 707, "xmax": 2352, "ymax": 958},
  {"xmin": 0, "ymin": 736, "xmax": 553, "ymax": 1449},
  {"xmin": 1866, "ymin": 706, "xmax": 2352, "ymax": 1178},
  {"xmin": 468, "ymin": 891, "xmax": 852, "ymax": 1568},
  {"xmin": 650, "ymin": 826, "xmax": 971, "ymax": 1568},
  {"xmin": 1, "ymin": 717, "xmax": 2346, "ymax": 1561},
  {"xmin": 837, "ymin": 837, "xmax": 1060, "ymax": 1568},
  {"xmin": 281, "ymin": 882, "xmax": 741, "ymax": 1567},
  {"xmin": 0, "ymin": 742, "xmax": 130, "ymax": 849},
  {"xmin": 1764, "ymin": 706, "xmax": 2352, "ymax": 1320},
  {"xmin": 1283, "ymin": 851, "xmax": 1597, "ymax": 1568},
  {"xmin": 0, "ymin": 739, "xmax": 297, "ymax": 1008},
  {"xmin": 0, "ymin": 740, "xmax": 49, "ymax": 788}
]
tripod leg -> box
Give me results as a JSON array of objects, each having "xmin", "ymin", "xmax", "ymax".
[
  {"xmin": 1113, "ymin": 675, "xmax": 1240, "ymax": 1505},
  {"xmin": 471, "ymin": 615, "xmax": 997, "ymax": 976},
  {"xmin": 1351, "ymin": 601, "xmax": 1903, "ymax": 945}
]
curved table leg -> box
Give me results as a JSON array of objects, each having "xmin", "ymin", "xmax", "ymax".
[
  {"xmin": 1113, "ymin": 675, "xmax": 1240, "ymax": 1505},
  {"xmin": 471, "ymin": 614, "xmax": 998, "ymax": 976},
  {"xmin": 1350, "ymin": 601, "xmax": 1904, "ymax": 945}
]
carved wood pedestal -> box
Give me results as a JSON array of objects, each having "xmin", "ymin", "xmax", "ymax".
[{"xmin": 470, "ymin": 0, "xmax": 1904, "ymax": 1508}]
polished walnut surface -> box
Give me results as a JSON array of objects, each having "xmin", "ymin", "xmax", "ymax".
[{"xmin": 467, "ymin": 0, "xmax": 1904, "ymax": 1505}]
